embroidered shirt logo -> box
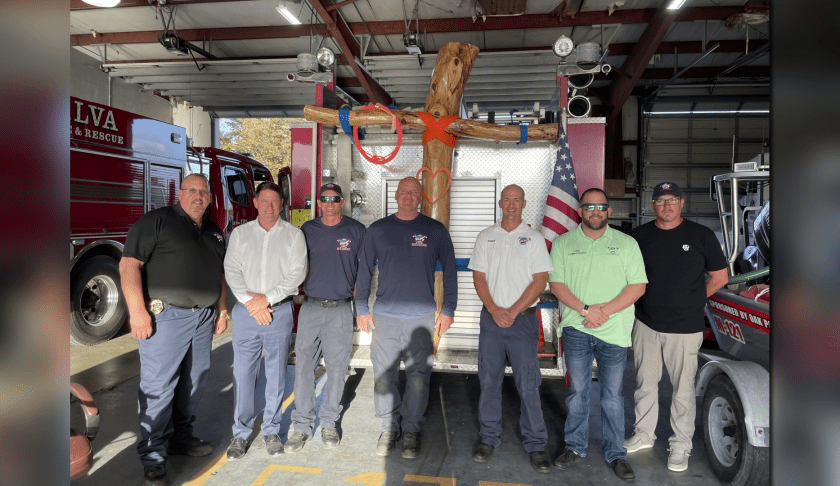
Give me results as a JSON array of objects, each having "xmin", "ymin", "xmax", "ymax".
[
  {"xmin": 682, "ymin": 244, "xmax": 690, "ymax": 251},
  {"xmin": 608, "ymin": 246, "xmax": 618, "ymax": 254},
  {"xmin": 519, "ymin": 236, "xmax": 530, "ymax": 246},
  {"xmin": 214, "ymin": 233, "xmax": 224, "ymax": 243},
  {"xmin": 411, "ymin": 234, "xmax": 428, "ymax": 247},
  {"xmin": 337, "ymin": 237, "xmax": 352, "ymax": 251}
]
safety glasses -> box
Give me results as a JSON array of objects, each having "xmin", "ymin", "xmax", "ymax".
[
  {"xmin": 580, "ymin": 203, "xmax": 609, "ymax": 211},
  {"xmin": 319, "ymin": 195, "xmax": 342, "ymax": 203}
]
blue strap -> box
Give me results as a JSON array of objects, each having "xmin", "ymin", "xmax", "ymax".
[
  {"xmin": 338, "ymin": 107, "xmax": 352, "ymax": 136},
  {"xmin": 435, "ymin": 258, "xmax": 471, "ymax": 272},
  {"xmin": 517, "ymin": 124, "xmax": 528, "ymax": 145},
  {"xmin": 388, "ymin": 103, "xmax": 399, "ymax": 110}
]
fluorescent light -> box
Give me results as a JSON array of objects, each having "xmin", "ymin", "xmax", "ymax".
[
  {"xmin": 666, "ymin": 0, "xmax": 687, "ymax": 9},
  {"xmin": 644, "ymin": 110, "xmax": 769, "ymax": 115},
  {"xmin": 82, "ymin": 0, "xmax": 120, "ymax": 6},
  {"xmin": 276, "ymin": 1, "xmax": 301, "ymax": 25}
]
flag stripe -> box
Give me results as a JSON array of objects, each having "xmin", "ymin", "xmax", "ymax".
[
  {"xmin": 539, "ymin": 124, "xmax": 580, "ymax": 248},
  {"xmin": 545, "ymin": 195, "xmax": 581, "ymax": 223}
]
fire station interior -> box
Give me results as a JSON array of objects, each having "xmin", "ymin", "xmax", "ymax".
[{"xmin": 70, "ymin": 1, "xmax": 769, "ymax": 485}]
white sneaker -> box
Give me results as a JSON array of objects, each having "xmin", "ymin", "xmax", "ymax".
[
  {"xmin": 624, "ymin": 434, "xmax": 653, "ymax": 453},
  {"xmin": 667, "ymin": 448, "xmax": 690, "ymax": 472}
]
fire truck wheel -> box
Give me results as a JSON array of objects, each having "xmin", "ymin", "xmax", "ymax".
[
  {"xmin": 71, "ymin": 256, "xmax": 126, "ymax": 346},
  {"xmin": 702, "ymin": 374, "xmax": 769, "ymax": 486}
]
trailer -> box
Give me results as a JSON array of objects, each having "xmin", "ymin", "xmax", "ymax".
[{"xmin": 697, "ymin": 158, "xmax": 770, "ymax": 486}]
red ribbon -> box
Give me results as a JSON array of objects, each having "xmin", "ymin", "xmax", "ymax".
[
  {"xmin": 417, "ymin": 112, "xmax": 459, "ymax": 147},
  {"xmin": 353, "ymin": 104, "xmax": 403, "ymax": 165}
]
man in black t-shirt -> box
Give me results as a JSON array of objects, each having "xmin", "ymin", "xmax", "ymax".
[
  {"xmin": 287, "ymin": 184, "xmax": 366, "ymax": 453},
  {"xmin": 625, "ymin": 182, "xmax": 728, "ymax": 473},
  {"xmin": 120, "ymin": 174, "xmax": 229, "ymax": 486}
]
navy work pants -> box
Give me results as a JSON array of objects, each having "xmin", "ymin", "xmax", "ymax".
[
  {"xmin": 478, "ymin": 307, "xmax": 547, "ymax": 452},
  {"xmin": 137, "ymin": 306, "xmax": 214, "ymax": 467}
]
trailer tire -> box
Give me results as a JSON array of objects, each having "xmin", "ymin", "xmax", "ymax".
[
  {"xmin": 71, "ymin": 256, "xmax": 126, "ymax": 346},
  {"xmin": 702, "ymin": 374, "xmax": 769, "ymax": 486}
]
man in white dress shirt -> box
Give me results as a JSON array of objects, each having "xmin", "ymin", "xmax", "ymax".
[{"xmin": 223, "ymin": 181, "xmax": 307, "ymax": 459}]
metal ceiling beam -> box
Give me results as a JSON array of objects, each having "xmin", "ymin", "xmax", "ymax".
[
  {"xmin": 606, "ymin": 4, "xmax": 677, "ymax": 118},
  {"xmin": 307, "ymin": 0, "xmax": 392, "ymax": 105},
  {"xmin": 70, "ymin": 6, "xmax": 742, "ymax": 47}
]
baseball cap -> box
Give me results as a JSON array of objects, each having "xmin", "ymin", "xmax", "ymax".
[
  {"xmin": 652, "ymin": 182, "xmax": 682, "ymax": 200},
  {"xmin": 318, "ymin": 183, "xmax": 343, "ymax": 198}
]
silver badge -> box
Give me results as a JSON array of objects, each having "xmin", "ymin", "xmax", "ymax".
[{"xmin": 148, "ymin": 299, "xmax": 164, "ymax": 315}]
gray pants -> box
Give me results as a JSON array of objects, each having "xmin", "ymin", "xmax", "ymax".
[
  {"xmin": 370, "ymin": 313, "xmax": 435, "ymax": 433},
  {"xmin": 137, "ymin": 306, "xmax": 214, "ymax": 467},
  {"xmin": 231, "ymin": 301, "xmax": 294, "ymax": 440},
  {"xmin": 631, "ymin": 318, "xmax": 703, "ymax": 452},
  {"xmin": 291, "ymin": 300, "xmax": 354, "ymax": 435}
]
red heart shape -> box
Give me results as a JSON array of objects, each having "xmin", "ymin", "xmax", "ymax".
[{"xmin": 415, "ymin": 167, "xmax": 452, "ymax": 205}]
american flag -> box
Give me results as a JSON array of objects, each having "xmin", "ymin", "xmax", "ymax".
[{"xmin": 541, "ymin": 124, "xmax": 581, "ymax": 249}]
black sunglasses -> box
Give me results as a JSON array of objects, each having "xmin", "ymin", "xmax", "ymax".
[
  {"xmin": 580, "ymin": 203, "xmax": 609, "ymax": 211},
  {"xmin": 319, "ymin": 195, "xmax": 342, "ymax": 203}
]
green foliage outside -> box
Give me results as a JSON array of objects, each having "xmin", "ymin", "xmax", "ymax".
[{"xmin": 219, "ymin": 118, "xmax": 305, "ymax": 179}]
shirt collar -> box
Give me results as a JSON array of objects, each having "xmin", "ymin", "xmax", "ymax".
[{"xmin": 494, "ymin": 219, "xmax": 529, "ymax": 233}]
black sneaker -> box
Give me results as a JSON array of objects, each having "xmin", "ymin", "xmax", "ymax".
[
  {"xmin": 402, "ymin": 432, "xmax": 421, "ymax": 459},
  {"xmin": 376, "ymin": 431, "xmax": 400, "ymax": 457},
  {"xmin": 609, "ymin": 458, "xmax": 636, "ymax": 481},
  {"xmin": 322, "ymin": 427, "xmax": 340, "ymax": 448},
  {"xmin": 285, "ymin": 432, "xmax": 310, "ymax": 453},
  {"xmin": 554, "ymin": 448, "xmax": 581, "ymax": 470},
  {"xmin": 265, "ymin": 434, "xmax": 284, "ymax": 456},
  {"xmin": 226, "ymin": 438, "xmax": 247, "ymax": 460},
  {"xmin": 168, "ymin": 437, "xmax": 213, "ymax": 457},
  {"xmin": 143, "ymin": 464, "xmax": 167, "ymax": 486}
]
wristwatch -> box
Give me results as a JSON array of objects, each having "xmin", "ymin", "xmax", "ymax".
[
  {"xmin": 219, "ymin": 311, "xmax": 231, "ymax": 322},
  {"xmin": 580, "ymin": 305, "xmax": 590, "ymax": 317}
]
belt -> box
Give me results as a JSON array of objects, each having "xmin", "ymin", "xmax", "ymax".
[
  {"xmin": 304, "ymin": 296, "xmax": 353, "ymax": 308},
  {"xmin": 270, "ymin": 295, "xmax": 295, "ymax": 307},
  {"xmin": 147, "ymin": 299, "xmax": 205, "ymax": 315},
  {"xmin": 520, "ymin": 307, "xmax": 537, "ymax": 315}
]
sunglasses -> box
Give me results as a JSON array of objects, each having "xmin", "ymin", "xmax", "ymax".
[
  {"xmin": 319, "ymin": 195, "xmax": 342, "ymax": 203},
  {"xmin": 653, "ymin": 197, "xmax": 681, "ymax": 206},
  {"xmin": 580, "ymin": 203, "xmax": 609, "ymax": 211}
]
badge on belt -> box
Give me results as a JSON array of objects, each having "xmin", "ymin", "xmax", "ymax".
[{"xmin": 148, "ymin": 299, "xmax": 164, "ymax": 315}]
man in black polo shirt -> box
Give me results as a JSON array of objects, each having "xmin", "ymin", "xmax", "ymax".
[{"xmin": 120, "ymin": 173, "xmax": 229, "ymax": 486}]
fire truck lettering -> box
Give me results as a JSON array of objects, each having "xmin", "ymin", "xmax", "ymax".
[
  {"xmin": 85, "ymin": 129, "xmax": 91, "ymax": 138},
  {"xmin": 89, "ymin": 105, "xmax": 105, "ymax": 127},
  {"xmin": 73, "ymin": 100, "xmax": 88, "ymax": 124},
  {"xmin": 101, "ymin": 110, "xmax": 118, "ymax": 132},
  {"xmin": 749, "ymin": 314, "xmax": 761, "ymax": 325},
  {"xmin": 714, "ymin": 315, "xmax": 724, "ymax": 332},
  {"xmin": 762, "ymin": 318, "xmax": 769, "ymax": 328},
  {"xmin": 739, "ymin": 310, "xmax": 748, "ymax": 320}
]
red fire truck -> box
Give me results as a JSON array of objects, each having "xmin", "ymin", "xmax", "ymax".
[{"xmin": 70, "ymin": 97, "xmax": 274, "ymax": 345}]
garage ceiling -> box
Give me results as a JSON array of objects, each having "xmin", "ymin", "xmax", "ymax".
[{"xmin": 70, "ymin": 0, "xmax": 769, "ymax": 118}]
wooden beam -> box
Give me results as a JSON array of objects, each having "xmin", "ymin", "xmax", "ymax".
[
  {"xmin": 327, "ymin": 0, "xmax": 362, "ymax": 11},
  {"xmin": 307, "ymin": 0, "xmax": 392, "ymax": 105}
]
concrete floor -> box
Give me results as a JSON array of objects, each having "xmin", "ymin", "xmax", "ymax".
[{"xmin": 71, "ymin": 327, "xmax": 727, "ymax": 486}]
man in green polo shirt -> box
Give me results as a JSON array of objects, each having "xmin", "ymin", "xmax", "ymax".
[{"xmin": 548, "ymin": 188, "xmax": 647, "ymax": 481}]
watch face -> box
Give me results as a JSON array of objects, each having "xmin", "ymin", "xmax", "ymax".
[{"xmin": 553, "ymin": 35, "xmax": 574, "ymax": 57}]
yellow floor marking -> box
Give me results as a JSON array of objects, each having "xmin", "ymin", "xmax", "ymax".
[
  {"xmin": 184, "ymin": 452, "xmax": 227, "ymax": 486},
  {"xmin": 250, "ymin": 465, "xmax": 322, "ymax": 485},
  {"xmin": 187, "ymin": 365, "xmax": 327, "ymax": 484},
  {"xmin": 345, "ymin": 471, "xmax": 386, "ymax": 486},
  {"xmin": 478, "ymin": 482, "xmax": 531, "ymax": 486},
  {"xmin": 403, "ymin": 475, "xmax": 456, "ymax": 486}
]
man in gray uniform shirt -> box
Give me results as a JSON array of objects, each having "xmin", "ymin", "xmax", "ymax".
[
  {"xmin": 224, "ymin": 181, "xmax": 307, "ymax": 459},
  {"xmin": 287, "ymin": 183, "xmax": 366, "ymax": 452}
]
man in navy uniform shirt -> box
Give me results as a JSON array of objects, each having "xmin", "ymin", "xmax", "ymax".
[{"xmin": 355, "ymin": 176, "xmax": 457, "ymax": 459}]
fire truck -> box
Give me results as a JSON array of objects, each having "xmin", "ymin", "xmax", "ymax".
[{"xmin": 70, "ymin": 97, "xmax": 273, "ymax": 345}]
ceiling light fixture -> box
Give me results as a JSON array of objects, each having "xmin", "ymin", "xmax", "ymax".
[
  {"xmin": 82, "ymin": 0, "xmax": 121, "ymax": 6},
  {"xmin": 666, "ymin": 0, "xmax": 688, "ymax": 9},
  {"xmin": 276, "ymin": 1, "xmax": 302, "ymax": 25}
]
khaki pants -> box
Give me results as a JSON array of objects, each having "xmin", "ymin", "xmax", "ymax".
[{"xmin": 631, "ymin": 319, "xmax": 703, "ymax": 452}]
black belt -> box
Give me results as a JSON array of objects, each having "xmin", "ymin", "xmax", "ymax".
[
  {"xmin": 270, "ymin": 296, "xmax": 295, "ymax": 307},
  {"xmin": 304, "ymin": 296, "xmax": 353, "ymax": 308}
]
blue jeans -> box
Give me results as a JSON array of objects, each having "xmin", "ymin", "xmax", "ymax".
[{"xmin": 562, "ymin": 326, "xmax": 628, "ymax": 463}]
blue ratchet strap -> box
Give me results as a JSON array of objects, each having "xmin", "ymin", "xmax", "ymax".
[
  {"xmin": 517, "ymin": 124, "xmax": 528, "ymax": 145},
  {"xmin": 339, "ymin": 107, "xmax": 364, "ymax": 140}
]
